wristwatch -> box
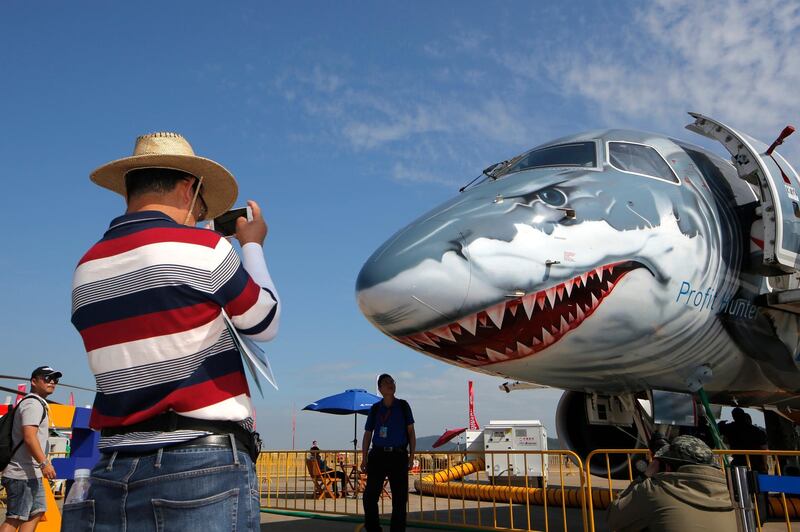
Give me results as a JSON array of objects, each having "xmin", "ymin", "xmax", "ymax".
[{"xmin": 36, "ymin": 460, "xmax": 50, "ymax": 469}]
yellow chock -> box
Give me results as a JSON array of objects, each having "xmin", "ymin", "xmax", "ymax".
[{"xmin": 35, "ymin": 481, "xmax": 61, "ymax": 531}]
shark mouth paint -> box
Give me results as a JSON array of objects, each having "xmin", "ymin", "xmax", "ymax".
[{"xmin": 397, "ymin": 260, "xmax": 644, "ymax": 366}]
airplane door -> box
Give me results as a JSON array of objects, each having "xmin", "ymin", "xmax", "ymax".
[{"xmin": 687, "ymin": 112, "xmax": 800, "ymax": 273}]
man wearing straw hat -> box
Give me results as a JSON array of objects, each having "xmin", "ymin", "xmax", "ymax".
[{"xmin": 65, "ymin": 132, "xmax": 280, "ymax": 531}]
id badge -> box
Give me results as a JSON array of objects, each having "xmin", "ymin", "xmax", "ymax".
[{"xmin": 379, "ymin": 426, "xmax": 388, "ymax": 438}]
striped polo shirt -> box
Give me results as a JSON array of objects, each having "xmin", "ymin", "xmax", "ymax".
[{"xmin": 71, "ymin": 211, "xmax": 279, "ymax": 451}]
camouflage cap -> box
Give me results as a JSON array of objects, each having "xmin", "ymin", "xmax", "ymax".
[{"xmin": 654, "ymin": 435, "xmax": 717, "ymax": 466}]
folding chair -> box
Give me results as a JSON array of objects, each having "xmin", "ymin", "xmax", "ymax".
[{"xmin": 306, "ymin": 459, "xmax": 341, "ymax": 499}]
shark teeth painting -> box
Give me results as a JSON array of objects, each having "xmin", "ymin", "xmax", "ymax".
[{"xmin": 398, "ymin": 261, "xmax": 641, "ymax": 366}]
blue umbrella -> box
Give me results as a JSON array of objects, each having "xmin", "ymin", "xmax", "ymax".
[{"xmin": 303, "ymin": 389, "xmax": 381, "ymax": 450}]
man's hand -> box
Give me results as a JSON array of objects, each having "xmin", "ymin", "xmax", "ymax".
[
  {"xmin": 235, "ymin": 200, "xmax": 268, "ymax": 246},
  {"xmin": 644, "ymin": 459, "xmax": 661, "ymax": 478},
  {"xmin": 41, "ymin": 463, "xmax": 56, "ymax": 480},
  {"xmin": 360, "ymin": 457, "xmax": 368, "ymax": 473}
]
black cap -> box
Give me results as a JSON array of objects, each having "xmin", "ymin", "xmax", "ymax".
[{"xmin": 31, "ymin": 366, "xmax": 62, "ymax": 380}]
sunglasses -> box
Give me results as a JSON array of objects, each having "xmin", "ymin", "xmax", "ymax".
[
  {"xmin": 196, "ymin": 189, "xmax": 208, "ymax": 222},
  {"xmin": 43, "ymin": 376, "xmax": 59, "ymax": 384},
  {"xmin": 188, "ymin": 178, "xmax": 208, "ymax": 222}
]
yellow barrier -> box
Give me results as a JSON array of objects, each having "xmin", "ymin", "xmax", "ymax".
[
  {"xmin": 259, "ymin": 449, "xmax": 589, "ymax": 531},
  {"xmin": 258, "ymin": 448, "xmax": 800, "ymax": 532}
]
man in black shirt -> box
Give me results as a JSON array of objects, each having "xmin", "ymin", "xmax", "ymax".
[
  {"xmin": 360, "ymin": 374, "xmax": 416, "ymax": 531},
  {"xmin": 719, "ymin": 407, "xmax": 768, "ymax": 472}
]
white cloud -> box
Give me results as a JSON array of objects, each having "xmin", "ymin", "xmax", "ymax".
[
  {"xmin": 391, "ymin": 162, "xmax": 458, "ymax": 187},
  {"xmin": 340, "ymin": 97, "xmax": 530, "ymax": 151},
  {"xmin": 530, "ymin": 0, "xmax": 800, "ymax": 159},
  {"xmin": 310, "ymin": 64, "xmax": 343, "ymax": 93},
  {"xmin": 273, "ymin": 57, "xmax": 535, "ymax": 186},
  {"xmin": 270, "ymin": 1, "xmax": 800, "ymax": 187},
  {"xmin": 342, "ymin": 108, "xmax": 451, "ymax": 150}
]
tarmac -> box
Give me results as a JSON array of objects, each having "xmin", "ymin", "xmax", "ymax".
[
  {"xmin": 260, "ymin": 511, "xmax": 428, "ymax": 531},
  {"xmin": 0, "ymin": 496, "xmax": 795, "ymax": 531},
  {"xmin": 1, "ymin": 467, "xmax": 797, "ymax": 531}
]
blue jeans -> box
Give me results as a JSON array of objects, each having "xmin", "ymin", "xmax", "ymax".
[
  {"xmin": 61, "ymin": 444, "xmax": 260, "ymax": 531},
  {"xmin": 1, "ymin": 477, "xmax": 46, "ymax": 521}
]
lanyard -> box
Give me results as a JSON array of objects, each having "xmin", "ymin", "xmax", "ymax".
[{"xmin": 379, "ymin": 405, "xmax": 392, "ymax": 425}]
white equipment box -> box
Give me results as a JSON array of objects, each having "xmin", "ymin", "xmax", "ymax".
[
  {"xmin": 465, "ymin": 430, "xmax": 484, "ymax": 452},
  {"xmin": 483, "ymin": 420, "xmax": 547, "ymax": 478}
]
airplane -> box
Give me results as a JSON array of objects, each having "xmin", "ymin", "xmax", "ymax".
[{"xmin": 356, "ymin": 112, "xmax": 800, "ymax": 474}]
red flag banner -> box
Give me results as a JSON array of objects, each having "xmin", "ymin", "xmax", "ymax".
[
  {"xmin": 15, "ymin": 384, "xmax": 26, "ymax": 406},
  {"xmin": 468, "ymin": 381, "xmax": 479, "ymax": 430}
]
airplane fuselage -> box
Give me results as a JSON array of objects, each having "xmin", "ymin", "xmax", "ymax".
[{"xmin": 357, "ymin": 127, "xmax": 800, "ymax": 409}]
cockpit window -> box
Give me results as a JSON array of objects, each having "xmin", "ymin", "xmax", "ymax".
[
  {"xmin": 608, "ymin": 142, "xmax": 679, "ymax": 183},
  {"xmin": 506, "ymin": 142, "xmax": 597, "ymax": 174}
]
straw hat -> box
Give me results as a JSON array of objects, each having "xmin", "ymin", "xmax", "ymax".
[{"xmin": 90, "ymin": 132, "xmax": 238, "ymax": 220}]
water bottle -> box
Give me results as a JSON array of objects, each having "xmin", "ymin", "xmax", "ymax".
[{"xmin": 65, "ymin": 469, "xmax": 91, "ymax": 504}]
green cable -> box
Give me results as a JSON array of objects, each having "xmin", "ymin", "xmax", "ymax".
[{"xmin": 697, "ymin": 387, "xmax": 730, "ymax": 467}]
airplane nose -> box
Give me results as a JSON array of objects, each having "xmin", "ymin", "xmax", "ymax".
[{"xmin": 356, "ymin": 215, "xmax": 471, "ymax": 336}]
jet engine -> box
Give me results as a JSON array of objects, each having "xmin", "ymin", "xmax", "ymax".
[{"xmin": 556, "ymin": 391, "xmax": 644, "ymax": 478}]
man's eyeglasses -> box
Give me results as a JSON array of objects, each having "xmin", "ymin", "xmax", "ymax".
[
  {"xmin": 43, "ymin": 376, "xmax": 59, "ymax": 384},
  {"xmin": 196, "ymin": 191, "xmax": 208, "ymax": 222},
  {"xmin": 189, "ymin": 178, "xmax": 208, "ymax": 222}
]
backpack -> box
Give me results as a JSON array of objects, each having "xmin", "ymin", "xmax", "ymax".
[{"xmin": 0, "ymin": 395, "xmax": 48, "ymax": 470}]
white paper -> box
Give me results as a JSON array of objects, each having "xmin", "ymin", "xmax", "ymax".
[{"xmin": 222, "ymin": 312, "xmax": 279, "ymax": 395}]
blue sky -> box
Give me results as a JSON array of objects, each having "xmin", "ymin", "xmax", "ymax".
[{"xmin": 1, "ymin": 1, "xmax": 797, "ymax": 448}]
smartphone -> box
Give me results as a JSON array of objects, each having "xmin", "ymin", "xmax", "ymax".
[{"xmin": 210, "ymin": 206, "xmax": 253, "ymax": 237}]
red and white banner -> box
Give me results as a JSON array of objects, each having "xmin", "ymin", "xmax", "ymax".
[{"xmin": 468, "ymin": 380, "xmax": 479, "ymax": 430}]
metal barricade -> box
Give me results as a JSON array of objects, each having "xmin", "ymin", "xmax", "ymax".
[
  {"xmin": 715, "ymin": 449, "xmax": 800, "ymax": 532},
  {"xmin": 257, "ymin": 450, "xmax": 366, "ymax": 516},
  {"xmin": 258, "ymin": 449, "xmax": 588, "ymax": 531}
]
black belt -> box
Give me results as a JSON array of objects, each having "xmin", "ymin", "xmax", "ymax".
[
  {"xmin": 115, "ymin": 434, "xmax": 246, "ymax": 456},
  {"xmin": 372, "ymin": 446, "xmax": 407, "ymax": 453},
  {"xmin": 101, "ymin": 412, "xmax": 261, "ymax": 460}
]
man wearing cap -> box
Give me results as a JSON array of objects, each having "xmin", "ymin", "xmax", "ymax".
[
  {"xmin": 607, "ymin": 435, "xmax": 736, "ymax": 531},
  {"xmin": 66, "ymin": 132, "xmax": 280, "ymax": 531},
  {"xmin": 0, "ymin": 366, "xmax": 59, "ymax": 532}
]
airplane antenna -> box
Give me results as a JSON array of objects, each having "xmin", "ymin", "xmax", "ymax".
[
  {"xmin": 459, "ymin": 173, "xmax": 485, "ymax": 193},
  {"xmin": 459, "ymin": 160, "xmax": 510, "ymax": 192},
  {"xmin": 766, "ymin": 125, "xmax": 795, "ymax": 156}
]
